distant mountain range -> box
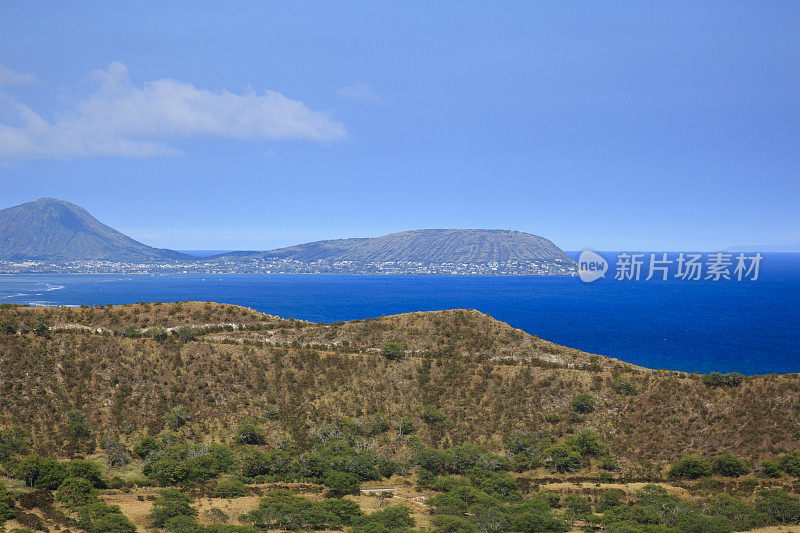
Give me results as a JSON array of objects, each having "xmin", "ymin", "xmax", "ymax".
[
  {"xmin": 0, "ymin": 198, "xmax": 575, "ymax": 273},
  {"xmin": 213, "ymin": 228, "xmax": 574, "ymax": 265},
  {"xmin": 0, "ymin": 198, "xmax": 189, "ymax": 262}
]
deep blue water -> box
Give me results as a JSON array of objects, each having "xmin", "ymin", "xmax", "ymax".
[{"xmin": 1, "ymin": 252, "xmax": 798, "ymax": 375}]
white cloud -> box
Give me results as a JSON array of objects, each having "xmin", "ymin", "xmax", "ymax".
[
  {"xmin": 0, "ymin": 62, "xmax": 36, "ymax": 86},
  {"xmin": 0, "ymin": 62, "xmax": 347, "ymax": 160},
  {"xmin": 338, "ymin": 81, "xmax": 382, "ymax": 102}
]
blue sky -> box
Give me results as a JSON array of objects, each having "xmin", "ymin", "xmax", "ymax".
[{"xmin": 0, "ymin": 1, "xmax": 798, "ymax": 251}]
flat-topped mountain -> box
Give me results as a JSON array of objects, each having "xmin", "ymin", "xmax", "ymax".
[
  {"xmin": 216, "ymin": 228, "xmax": 576, "ymax": 266},
  {"xmin": 0, "ymin": 198, "xmax": 189, "ymax": 262}
]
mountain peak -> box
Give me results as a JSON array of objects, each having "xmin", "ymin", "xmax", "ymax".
[{"xmin": 0, "ymin": 198, "xmax": 188, "ymax": 262}]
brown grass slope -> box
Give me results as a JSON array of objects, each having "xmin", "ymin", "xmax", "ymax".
[{"xmin": 0, "ymin": 302, "xmax": 798, "ymax": 473}]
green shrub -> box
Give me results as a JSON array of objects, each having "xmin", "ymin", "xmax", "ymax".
[
  {"xmin": 701, "ymin": 372, "xmax": 744, "ymax": 387},
  {"xmin": 69, "ymin": 459, "xmax": 106, "ymax": 487},
  {"xmin": 17, "ymin": 455, "xmax": 70, "ymax": 489},
  {"xmin": 570, "ymin": 394, "xmax": 595, "ymax": 414},
  {"xmin": 778, "ymin": 451, "xmax": 800, "ymax": 477},
  {"xmin": 56, "ymin": 477, "xmax": 98, "ymax": 508},
  {"xmin": 506, "ymin": 431, "xmax": 540, "ymax": 456},
  {"xmin": 293, "ymin": 453, "xmax": 325, "ymax": 480},
  {"xmin": 235, "ymin": 421, "xmax": 266, "ymax": 445},
  {"xmin": 611, "ymin": 377, "xmax": 638, "ymax": 396},
  {"xmin": 564, "ymin": 494, "xmax": 591, "ymax": 517},
  {"xmin": 174, "ymin": 325, "xmax": 198, "ymax": 343},
  {"xmin": 667, "ymin": 455, "xmax": 712, "ymax": 480},
  {"xmin": 674, "ymin": 514, "xmax": 733, "ymax": 533},
  {"xmin": 37, "ymin": 459, "xmax": 70, "ymax": 490},
  {"xmin": 466, "ymin": 469, "xmax": 518, "ymax": 499},
  {"xmin": 413, "ymin": 446, "xmax": 453, "ymax": 475},
  {"xmin": 149, "ymin": 489, "xmax": 198, "ymax": 528},
  {"xmin": 205, "ymin": 526, "xmax": 259, "ymax": 533},
  {"xmin": 536, "ymin": 491, "xmax": 561, "ymax": 509},
  {"xmin": 381, "ymin": 342, "xmax": 406, "ymax": 361},
  {"xmin": 597, "ymin": 489, "xmax": 624, "ymax": 512},
  {"xmin": 0, "ymin": 482, "xmax": 13, "ymax": 524},
  {"xmin": 565, "ymin": 429, "xmax": 608, "ymax": 457},
  {"xmin": 147, "ymin": 327, "xmax": 169, "ymax": 342},
  {"xmin": 428, "ymin": 492, "xmax": 469, "ymax": 516},
  {"xmin": 448, "ymin": 444, "xmax": 505, "ymax": 474},
  {"xmin": 144, "ymin": 442, "xmax": 233, "ymax": 485},
  {"xmin": 0, "ymin": 426, "xmax": 30, "ymax": 461},
  {"xmin": 165, "ymin": 406, "xmax": 192, "ymax": 430},
  {"xmin": 431, "ymin": 514, "xmax": 479, "ymax": 532},
  {"xmin": 238, "ymin": 448, "xmax": 270, "ymax": 478},
  {"xmin": 760, "ymin": 460, "xmax": 782, "ymax": 478},
  {"xmin": 510, "ymin": 512, "xmax": 568, "ymax": 533},
  {"xmin": 93, "ymin": 512, "xmax": 138, "ymax": 533},
  {"xmin": 322, "ymin": 498, "xmax": 364, "ymax": 526},
  {"xmin": 119, "ymin": 325, "xmax": 142, "ymax": 338},
  {"xmin": 358, "ymin": 415, "xmax": 390, "ymax": 437},
  {"xmin": 755, "ymin": 489, "xmax": 800, "ymax": 523},
  {"xmin": 164, "ymin": 515, "xmax": 205, "ymax": 533},
  {"xmin": 242, "ymin": 490, "xmax": 345, "ymax": 530},
  {"xmin": 546, "ymin": 444, "xmax": 582, "ymax": 473},
  {"xmin": 0, "ymin": 318, "xmax": 16, "ymax": 335},
  {"xmin": 133, "ymin": 435, "xmax": 160, "ymax": 459},
  {"xmin": 421, "ymin": 406, "xmax": 449, "ymax": 426},
  {"xmin": 712, "ymin": 453, "xmax": 749, "ymax": 477},
  {"xmin": 600, "ymin": 454, "xmax": 619, "ymax": 471},
  {"xmin": 213, "ymin": 478, "xmax": 247, "ymax": 498},
  {"xmin": 596, "ymin": 471, "xmax": 614, "ymax": 483},
  {"xmin": 32, "ymin": 316, "xmax": 50, "ymax": 337},
  {"xmin": 351, "ymin": 504, "xmax": 415, "ymax": 531},
  {"xmin": 76, "ymin": 502, "xmax": 117, "ymax": 531},
  {"xmin": 67, "ymin": 411, "xmax": 92, "ymax": 439},
  {"xmin": 16, "ymin": 455, "xmax": 41, "ymax": 487},
  {"xmin": 707, "ymin": 494, "xmax": 766, "ymax": 531},
  {"xmin": 396, "ymin": 417, "xmax": 416, "ymax": 438},
  {"xmin": 324, "ymin": 471, "xmax": 360, "ymax": 497}
]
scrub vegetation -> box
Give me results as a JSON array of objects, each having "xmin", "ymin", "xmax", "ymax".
[{"xmin": 0, "ymin": 302, "xmax": 799, "ymax": 532}]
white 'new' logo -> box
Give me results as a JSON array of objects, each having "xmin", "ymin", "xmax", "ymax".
[{"xmin": 578, "ymin": 250, "xmax": 607, "ymax": 282}]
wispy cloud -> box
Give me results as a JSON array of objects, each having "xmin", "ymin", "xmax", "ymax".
[
  {"xmin": 0, "ymin": 62, "xmax": 347, "ymax": 160},
  {"xmin": 338, "ymin": 81, "xmax": 382, "ymax": 102},
  {"xmin": 0, "ymin": 62, "xmax": 37, "ymax": 86}
]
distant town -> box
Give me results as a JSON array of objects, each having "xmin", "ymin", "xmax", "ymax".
[{"xmin": 0, "ymin": 258, "xmax": 577, "ymax": 276}]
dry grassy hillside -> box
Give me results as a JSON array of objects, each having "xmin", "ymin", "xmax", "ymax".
[
  {"xmin": 0, "ymin": 301, "xmax": 281, "ymax": 331},
  {"xmin": 1, "ymin": 302, "xmax": 799, "ymax": 474}
]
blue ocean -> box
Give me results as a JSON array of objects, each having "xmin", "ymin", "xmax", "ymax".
[{"xmin": 1, "ymin": 252, "xmax": 798, "ymax": 375}]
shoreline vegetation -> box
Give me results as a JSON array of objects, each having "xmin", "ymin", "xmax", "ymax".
[{"xmin": 0, "ymin": 301, "xmax": 799, "ymax": 532}]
